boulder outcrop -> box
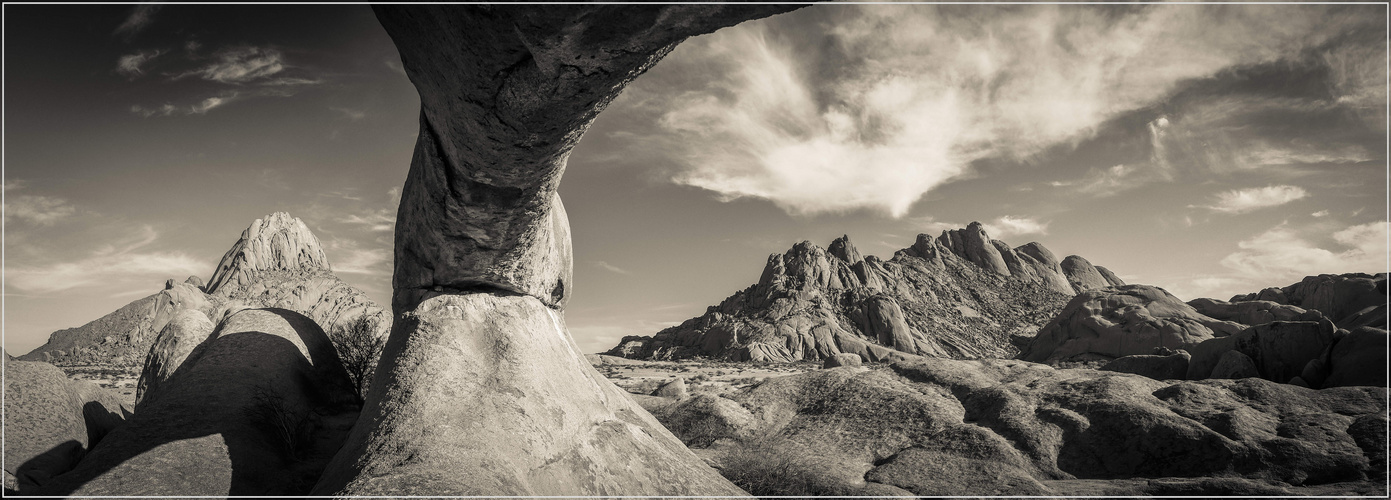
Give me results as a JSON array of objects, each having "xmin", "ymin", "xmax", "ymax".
[
  {"xmin": 647, "ymin": 359, "xmax": 1387, "ymax": 496},
  {"xmin": 36, "ymin": 308, "xmax": 361, "ymax": 496},
  {"xmin": 608, "ymin": 230, "xmax": 1126, "ymax": 362},
  {"xmin": 311, "ymin": 293, "xmax": 744, "ymax": 496},
  {"xmin": 1229, "ymin": 273, "xmax": 1386, "ymax": 329},
  {"xmin": 1021, "ymin": 285, "xmax": 1242, "ymax": 363},
  {"xmin": 3, "ymin": 357, "xmax": 130, "ymax": 494},
  {"xmin": 135, "ymin": 309, "xmax": 215, "ymax": 408}
]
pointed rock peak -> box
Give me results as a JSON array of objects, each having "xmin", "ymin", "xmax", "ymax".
[
  {"xmin": 206, "ymin": 212, "xmax": 331, "ymax": 294},
  {"xmin": 827, "ymin": 235, "xmax": 862, "ymax": 263}
]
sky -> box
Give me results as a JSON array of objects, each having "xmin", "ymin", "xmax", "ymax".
[{"xmin": 4, "ymin": 4, "xmax": 1387, "ymax": 356}]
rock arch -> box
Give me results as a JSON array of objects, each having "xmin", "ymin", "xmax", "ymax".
[{"xmin": 312, "ymin": 5, "xmax": 801, "ymax": 496}]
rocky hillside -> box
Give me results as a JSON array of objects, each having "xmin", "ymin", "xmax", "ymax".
[
  {"xmin": 19, "ymin": 212, "xmax": 388, "ymax": 368},
  {"xmin": 606, "ymin": 222, "xmax": 1124, "ymax": 362}
]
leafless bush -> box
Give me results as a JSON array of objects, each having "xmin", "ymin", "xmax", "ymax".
[
  {"xmin": 329, "ymin": 314, "xmax": 386, "ymax": 403},
  {"xmin": 243, "ymin": 385, "xmax": 314, "ymax": 460}
]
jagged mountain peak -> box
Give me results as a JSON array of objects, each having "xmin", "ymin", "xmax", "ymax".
[{"xmin": 205, "ymin": 212, "xmax": 331, "ymax": 294}]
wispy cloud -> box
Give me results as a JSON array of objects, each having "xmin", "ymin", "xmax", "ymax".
[
  {"xmin": 1311, "ymin": 210, "xmax": 1330, "ymax": 218},
  {"xmin": 590, "ymin": 261, "xmax": 631, "ymax": 275},
  {"xmin": 113, "ymin": 4, "xmax": 160, "ymax": 40},
  {"xmin": 325, "ymin": 239, "xmax": 390, "ymax": 276},
  {"xmin": 1198, "ymin": 185, "xmax": 1309, "ymax": 214},
  {"xmin": 131, "ymin": 93, "xmax": 240, "ymax": 117},
  {"xmin": 116, "ymin": 49, "xmax": 164, "ymax": 78},
  {"xmin": 339, "ymin": 187, "xmax": 398, "ymax": 232},
  {"xmin": 4, "ymin": 182, "xmax": 76, "ymax": 226},
  {"xmin": 5, "ymin": 225, "xmax": 210, "ymax": 295},
  {"xmin": 331, "ymin": 107, "xmax": 366, "ymax": 121},
  {"xmin": 621, "ymin": 5, "xmax": 1374, "ymax": 217},
  {"xmin": 982, "ymin": 215, "xmax": 1049, "ymax": 240},
  {"xmin": 180, "ymin": 47, "xmax": 285, "ymax": 83}
]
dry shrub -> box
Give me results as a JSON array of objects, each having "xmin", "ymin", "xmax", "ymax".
[{"xmin": 718, "ymin": 436, "xmax": 857, "ymax": 498}]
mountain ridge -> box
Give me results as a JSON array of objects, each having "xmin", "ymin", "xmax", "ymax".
[{"xmin": 606, "ymin": 222, "xmax": 1124, "ymax": 362}]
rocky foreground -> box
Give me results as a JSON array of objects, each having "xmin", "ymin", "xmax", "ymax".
[
  {"xmin": 632, "ymin": 358, "xmax": 1386, "ymax": 497},
  {"xmin": 608, "ymin": 223, "xmax": 1124, "ymax": 362}
]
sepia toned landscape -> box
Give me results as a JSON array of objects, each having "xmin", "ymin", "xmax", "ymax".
[{"xmin": 4, "ymin": 3, "xmax": 1388, "ymax": 498}]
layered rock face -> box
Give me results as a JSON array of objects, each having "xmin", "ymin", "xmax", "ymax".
[
  {"xmin": 607, "ymin": 227, "xmax": 1125, "ymax": 362},
  {"xmin": 644, "ymin": 360, "xmax": 1387, "ymax": 496},
  {"xmin": 20, "ymin": 212, "xmax": 388, "ymax": 369},
  {"xmin": 311, "ymin": 5, "xmax": 802, "ymax": 496}
]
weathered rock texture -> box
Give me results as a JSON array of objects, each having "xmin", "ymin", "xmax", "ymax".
[
  {"xmin": 36, "ymin": 308, "xmax": 361, "ymax": 496},
  {"xmin": 135, "ymin": 309, "xmax": 215, "ymax": 408},
  {"xmin": 20, "ymin": 212, "xmax": 388, "ymax": 369},
  {"xmin": 312, "ymin": 293, "xmax": 744, "ymax": 496},
  {"xmin": 3, "ymin": 357, "xmax": 129, "ymax": 493},
  {"xmin": 649, "ymin": 359, "xmax": 1387, "ymax": 496},
  {"xmin": 608, "ymin": 229, "xmax": 1125, "ymax": 362},
  {"xmin": 1022, "ymin": 285, "xmax": 1243, "ymax": 363}
]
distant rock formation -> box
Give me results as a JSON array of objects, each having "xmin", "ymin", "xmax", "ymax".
[
  {"xmin": 205, "ymin": 212, "xmax": 332, "ymax": 294},
  {"xmin": 1225, "ymin": 273, "xmax": 1387, "ymax": 329},
  {"xmin": 606, "ymin": 226, "xmax": 1125, "ymax": 362},
  {"xmin": 1021, "ymin": 285, "xmax": 1244, "ymax": 363},
  {"xmin": 19, "ymin": 212, "xmax": 388, "ymax": 369},
  {"xmin": 646, "ymin": 359, "xmax": 1387, "ymax": 496},
  {"xmin": 1022, "ymin": 273, "xmax": 1388, "ymax": 389}
]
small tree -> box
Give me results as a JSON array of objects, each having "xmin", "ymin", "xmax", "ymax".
[{"xmin": 329, "ymin": 314, "xmax": 386, "ymax": 403}]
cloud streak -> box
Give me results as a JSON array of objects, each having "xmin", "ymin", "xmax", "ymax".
[
  {"xmin": 113, "ymin": 4, "xmax": 160, "ymax": 40},
  {"xmin": 180, "ymin": 47, "xmax": 286, "ymax": 83},
  {"xmin": 982, "ymin": 216, "xmax": 1049, "ymax": 240},
  {"xmin": 1200, "ymin": 185, "xmax": 1309, "ymax": 214},
  {"xmin": 4, "ymin": 182, "xmax": 76, "ymax": 225},
  {"xmin": 116, "ymin": 50, "xmax": 164, "ymax": 78},
  {"xmin": 5, "ymin": 226, "xmax": 211, "ymax": 295}
]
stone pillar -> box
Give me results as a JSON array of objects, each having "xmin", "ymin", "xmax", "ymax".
[{"xmin": 313, "ymin": 5, "xmax": 802, "ymax": 496}]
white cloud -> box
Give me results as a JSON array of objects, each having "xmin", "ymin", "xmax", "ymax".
[
  {"xmin": 182, "ymin": 47, "xmax": 285, "ymax": 83},
  {"xmin": 116, "ymin": 50, "xmax": 163, "ymax": 77},
  {"xmin": 1200, "ymin": 185, "xmax": 1309, "ymax": 214},
  {"xmin": 981, "ymin": 215, "xmax": 1049, "ymax": 240},
  {"xmin": 591, "ymin": 261, "xmax": 631, "ymax": 275},
  {"xmin": 1311, "ymin": 210, "xmax": 1330, "ymax": 218},
  {"xmin": 631, "ymin": 5, "xmax": 1356, "ymax": 217},
  {"xmin": 5, "ymin": 226, "xmax": 210, "ymax": 295},
  {"xmin": 113, "ymin": 4, "xmax": 160, "ymax": 39},
  {"xmin": 1220, "ymin": 221, "xmax": 1388, "ymax": 281},
  {"xmin": 4, "ymin": 183, "xmax": 76, "ymax": 225}
]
